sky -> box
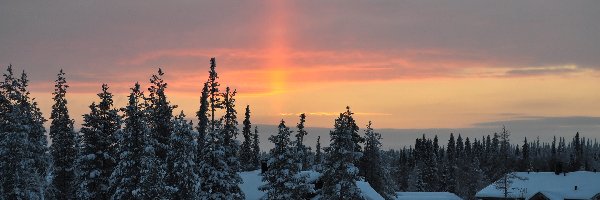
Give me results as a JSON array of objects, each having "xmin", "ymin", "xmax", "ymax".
[{"xmin": 1, "ymin": 0, "xmax": 600, "ymax": 147}]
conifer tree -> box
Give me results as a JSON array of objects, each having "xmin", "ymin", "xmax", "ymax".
[
  {"xmin": 49, "ymin": 69, "xmax": 77, "ymax": 199},
  {"xmin": 110, "ymin": 83, "xmax": 146, "ymax": 200},
  {"xmin": 361, "ymin": 121, "xmax": 395, "ymax": 199},
  {"xmin": 321, "ymin": 107, "xmax": 362, "ymax": 200},
  {"xmin": 76, "ymin": 84, "xmax": 121, "ymax": 199},
  {"xmin": 295, "ymin": 113, "xmax": 311, "ymax": 170},
  {"xmin": 197, "ymin": 58, "xmax": 244, "ymax": 199},
  {"xmin": 0, "ymin": 66, "xmax": 48, "ymax": 199},
  {"xmin": 252, "ymin": 126, "xmax": 261, "ymax": 170},
  {"xmin": 168, "ymin": 112, "xmax": 199, "ymax": 199},
  {"xmin": 240, "ymin": 105, "xmax": 255, "ymax": 171},
  {"xmin": 260, "ymin": 120, "xmax": 312, "ymax": 199},
  {"xmin": 146, "ymin": 68, "xmax": 176, "ymax": 192},
  {"xmin": 196, "ymin": 82, "xmax": 210, "ymax": 156},
  {"xmin": 198, "ymin": 121, "xmax": 244, "ymax": 200},
  {"xmin": 314, "ymin": 136, "xmax": 323, "ymax": 172},
  {"xmin": 222, "ymin": 87, "xmax": 242, "ymax": 173}
]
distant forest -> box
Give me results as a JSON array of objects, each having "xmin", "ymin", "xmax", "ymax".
[{"xmin": 1, "ymin": 59, "xmax": 599, "ymax": 200}]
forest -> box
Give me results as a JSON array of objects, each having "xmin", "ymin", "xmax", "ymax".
[{"xmin": 1, "ymin": 58, "xmax": 599, "ymax": 200}]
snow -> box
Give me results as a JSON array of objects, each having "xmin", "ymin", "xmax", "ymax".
[
  {"xmin": 475, "ymin": 171, "xmax": 600, "ymax": 199},
  {"xmin": 239, "ymin": 170, "xmax": 387, "ymax": 200},
  {"xmin": 395, "ymin": 192, "xmax": 462, "ymax": 200},
  {"xmin": 356, "ymin": 180, "xmax": 385, "ymax": 200},
  {"xmin": 239, "ymin": 170, "xmax": 266, "ymax": 200}
]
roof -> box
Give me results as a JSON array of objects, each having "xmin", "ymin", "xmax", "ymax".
[
  {"xmin": 395, "ymin": 192, "xmax": 463, "ymax": 200},
  {"xmin": 475, "ymin": 171, "xmax": 600, "ymax": 199}
]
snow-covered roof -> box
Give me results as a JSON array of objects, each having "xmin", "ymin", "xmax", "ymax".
[
  {"xmin": 475, "ymin": 171, "xmax": 600, "ymax": 200},
  {"xmin": 395, "ymin": 192, "xmax": 462, "ymax": 200}
]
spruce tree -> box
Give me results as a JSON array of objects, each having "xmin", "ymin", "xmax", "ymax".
[
  {"xmin": 314, "ymin": 136, "xmax": 323, "ymax": 172},
  {"xmin": 49, "ymin": 69, "xmax": 77, "ymax": 199},
  {"xmin": 110, "ymin": 83, "xmax": 146, "ymax": 200},
  {"xmin": 168, "ymin": 112, "xmax": 199, "ymax": 199},
  {"xmin": 240, "ymin": 105, "xmax": 254, "ymax": 171},
  {"xmin": 252, "ymin": 126, "xmax": 261, "ymax": 170},
  {"xmin": 196, "ymin": 82, "xmax": 210, "ymax": 160},
  {"xmin": 295, "ymin": 113, "xmax": 311, "ymax": 170},
  {"xmin": 0, "ymin": 66, "xmax": 48, "ymax": 199},
  {"xmin": 76, "ymin": 84, "xmax": 121, "ymax": 199},
  {"xmin": 198, "ymin": 121, "xmax": 244, "ymax": 200},
  {"xmin": 321, "ymin": 107, "xmax": 362, "ymax": 200},
  {"xmin": 146, "ymin": 68, "xmax": 176, "ymax": 190},
  {"xmin": 197, "ymin": 58, "xmax": 244, "ymax": 199},
  {"xmin": 361, "ymin": 121, "xmax": 394, "ymax": 199},
  {"xmin": 260, "ymin": 120, "xmax": 312, "ymax": 200}
]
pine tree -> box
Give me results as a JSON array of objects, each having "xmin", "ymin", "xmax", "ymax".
[
  {"xmin": 76, "ymin": 84, "xmax": 121, "ymax": 199},
  {"xmin": 240, "ymin": 105, "xmax": 255, "ymax": 171},
  {"xmin": 252, "ymin": 126, "xmax": 261, "ymax": 170},
  {"xmin": 110, "ymin": 83, "xmax": 146, "ymax": 200},
  {"xmin": 260, "ymin": 120, "xmax": 312, "ymax": 200},
  {"xmin": 168, "ymin": 112, "xmax": 200, "ymax": 199},
  {"xmin": 321, "ymin": 107, "xmax": 362, "ymax": 200},
  {"xmin": 49, "ymin": 69, "xmax": 77, "ymax": 199}
]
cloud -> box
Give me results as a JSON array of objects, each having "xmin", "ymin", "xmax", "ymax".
[{"xmin": 473, "ymin": 116, "xmax": 600, "ymax": 128}]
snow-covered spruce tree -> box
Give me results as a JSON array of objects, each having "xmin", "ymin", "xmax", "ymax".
[
  {"xmin": 146, "ymin": 69, "xmax": 176, "ymax": 188},
  {"xmin": 198, "ymin": 120, "xmax": 244, "ymax": 200},
  {"xmin": 138, "ymin": 125, "xmax": 173, "ymax": 200},
  {"xmin": 168, "ymin": 111, "xmax": 200, "ymax": 199},
  {"xmin": 110, "ymin": 83, "xmax": 146, "ymax": 200},
  {"xmin": 314, "ymin": 136, "xmax": 323, "ymax": 172},
  {"xmin": 198, "ymin": 58, "xmax": 244, "ymax": 199},
  {"xmin": 240, "ymin": 105, "xmax": 255, "ymax": 171},
  {"xmin": 321, "ymin": 107, "xmax": 363, "ymax": 200},
  {"xmin": 361, "ymin": 122, "xmax": 395, "ymax": 199},
  {"xmin": 252, "ymin": 126, "xmax": 261, "ymax": 170},
  {"xmin": 295, "ymin": 113, "xmax": 311, "ymax": 170},
  {"xmin": 76, "ymin": 84, "xmax": 121, "ymax": 199},
  {"xmin": 221, "ymin": 87, "xmax": 242, "ymax": 173},
  {"xmin": 260, "ymin": 120, "xmax": 313, "ymax": 200},
  {"xmin": 196, "ymin": 82, "xmax": 210, "ymax": 161},
  {"xmin": 49, "ymin": 69, "xmax": 77, "ymax": 199},
  {"xmin": 0, "ymin": 66, "xmax": 48, "ymax": 199}
]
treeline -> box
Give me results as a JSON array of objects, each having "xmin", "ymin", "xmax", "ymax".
[
  {"xmin": 383, "ymin": 127, "xmax": 600, "ymax": 199},
  {"xmin": 0, "ymin": 59, "xmax": 393, "ymax": 200}
]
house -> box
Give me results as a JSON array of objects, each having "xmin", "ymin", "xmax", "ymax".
[
  {"xmin": 475, "ymin": 171, "xmax": 600, "ymax": 200},
  {"xmin": 396, "ymin": 192, "xmax": 463, "ymax": 200}
]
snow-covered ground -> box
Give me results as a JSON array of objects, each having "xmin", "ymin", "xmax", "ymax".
[
  {"xmin": 238, "ymin": 170, "xmax": 385, "ymax": 200},
  {"xmin": 239, "ymin": 170, "xmax": 267, "ymax": 200}
]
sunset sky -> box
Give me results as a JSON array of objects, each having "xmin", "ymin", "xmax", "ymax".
[{"xmin": 1, "ymin": 0, "xmax": 599, "ymax": 144}]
